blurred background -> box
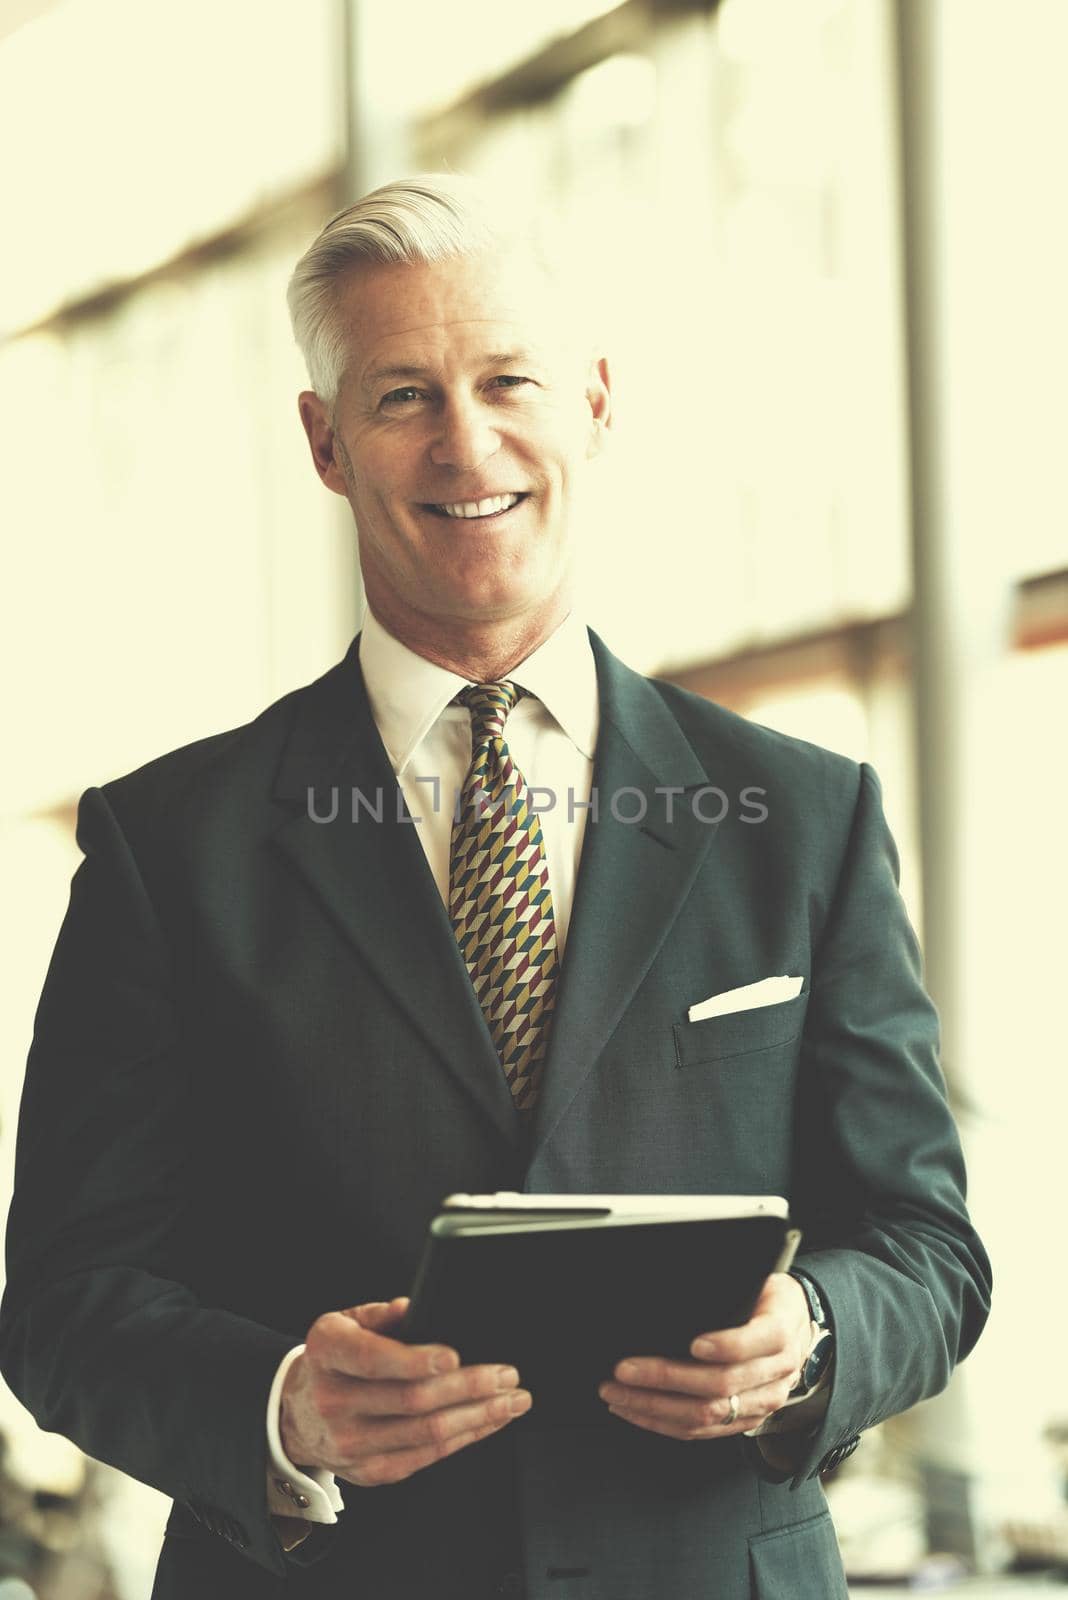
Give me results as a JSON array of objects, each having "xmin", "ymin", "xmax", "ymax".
[{"xmin": 1, "ymin": 0, "xmax": 1066, "ymax": 1594}]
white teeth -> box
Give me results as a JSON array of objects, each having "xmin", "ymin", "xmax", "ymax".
[{"xmin": 437, "ymin": 493, "xmax": 522, "ymax": 519}]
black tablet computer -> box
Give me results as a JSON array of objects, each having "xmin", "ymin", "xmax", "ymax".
[{"xmin": 401, "ymin": 1193, "xmax": 799, "ymax": 1423}]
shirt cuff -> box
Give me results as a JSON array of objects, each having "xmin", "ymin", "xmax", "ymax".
[{"xmin": 266, "ymin": 1344, "xmax": 345, "ymax": 1523}]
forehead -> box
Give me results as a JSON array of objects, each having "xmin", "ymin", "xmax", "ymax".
[{"xmin": 335, "ymin": 251, "xmax": 578, "ymax": 387}]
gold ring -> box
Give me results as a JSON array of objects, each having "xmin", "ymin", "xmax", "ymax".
[{"xmin": 726, "ymin": 1394, "xmax": 740, "ymax": 1425}]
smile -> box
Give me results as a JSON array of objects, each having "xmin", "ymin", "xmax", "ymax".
[{"xmin": 424, "ymin": 493, "xmax": 528, "ymax": 520}]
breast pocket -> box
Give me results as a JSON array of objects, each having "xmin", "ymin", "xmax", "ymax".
[
  {"xmin": 673, "ymin": 992, "xmax": 808, "ymax": 1069},
  {"xmin": 749, "ymin": 1510, "xmax": 848, "ymax": 1598}
]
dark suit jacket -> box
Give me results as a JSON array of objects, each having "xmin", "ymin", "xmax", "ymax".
[{"xmin": 0, "ymin": 631, "xmax": 990, "ymax": 1599}]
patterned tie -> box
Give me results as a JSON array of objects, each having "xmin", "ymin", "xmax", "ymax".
[{"xmin": 449, "ymin": 682, "xmax": 559, "ymax": 1113}]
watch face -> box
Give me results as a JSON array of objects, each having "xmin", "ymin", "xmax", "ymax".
[{"xmin": 802, "ymin": 1330, "xmax": 834, "ymax": 1391}]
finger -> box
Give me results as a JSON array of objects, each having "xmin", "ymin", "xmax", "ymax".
[
  {"xmin": 606, "ymin": 1375, "xmax": 789, "ymax": 1440},
  {"xmin": 607, "ymin": 1403, "xmax": 755, "ymax": 1441},
  {"xmin": 601, "ymin": 1382, "xmax": 739, "ymax": 1431},
  {"xmin": 687, "ymin": 1349, "xmax": 800, "ymax": 1397},
  {"xmin": 344, "ymin": 1406, "xmax": 523, "ymax": 1488},
  {"xmin": 612, "ymin": 1350, "xmax": 795, "ymax": 1397},
  {"xmin": 351, "ymin": 1363, "xmax": 521, "ymax": 1417},
  {"xmin": 305, "ymin": 1309, "xmax": 458, "ymax": 1382},
  {"xmin": 604, "ymin": 1376, "xmax": 780, "ymax": 1427},
  {"xmin": 348, "ymin": 1387, "xmax": 532, "ymax": 1456},
  {"xmin": 689, "ymin": 1310, "xmax": 798, "ymax": 1366}
]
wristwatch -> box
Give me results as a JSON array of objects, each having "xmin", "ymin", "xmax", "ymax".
[{"xmin": 788, "ymin": 1269, "xmax": 834, "ymax": 1398}]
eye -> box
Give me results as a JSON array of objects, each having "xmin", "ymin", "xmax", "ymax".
[
  {"xmin": 381, "ymin": 386, "xmax": 423, "ymax": 406},
  {"xmin": 492, "ymin": 375, "xmax": 532, "ymax": 390}
]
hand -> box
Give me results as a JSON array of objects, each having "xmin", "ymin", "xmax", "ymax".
[
  {"xmin": 280, "ymin": 1297, "xmax": 531, "ymax": 1486},
  {"xmin": 598, "ymin": 1273, "xmax": 811, "ymax": 1440}
]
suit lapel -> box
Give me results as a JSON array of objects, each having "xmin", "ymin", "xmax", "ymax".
[
  {"xmin": 527, "ymin": 634, "xmax": 720, "ymax": 1159},
  {"xmin": 266, "ymin": 630, "xmax": 720, "ymax": 1159},
  {"xmin": 270, "ymin": 638, "xmax": 520, "ymax": 1147}
]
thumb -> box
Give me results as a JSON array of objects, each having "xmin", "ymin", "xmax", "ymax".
[
  {"xmin": 753, "ymin": 1275, "xmax": 784, "ymax": 1315},
  {"xmin": 348, "ymin": 1297, "xmax": 410, "ymax": 1330}
]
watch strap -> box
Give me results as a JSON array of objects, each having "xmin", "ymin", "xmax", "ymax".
[{"xmin": 790, "ymin": 1268, "xmax": 830, "ymax": 1331}]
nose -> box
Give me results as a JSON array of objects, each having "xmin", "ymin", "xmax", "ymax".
[{"xmin": 428, "ymin": 393, "xmax": 501, "ymax": 471}]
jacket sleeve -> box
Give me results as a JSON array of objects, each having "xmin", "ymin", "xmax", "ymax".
[
  {"xmin": 757, "ymin": 762, "xmax": 991, "ymax": 1486},
  {"xmin": 0, "ymin": 784, "xmax": 333, "ymax": 1578}
]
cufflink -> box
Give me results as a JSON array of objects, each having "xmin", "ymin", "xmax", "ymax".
[{"xmin": 275, "ymin": 1477, "xmax": 311, "ymax": 1509}]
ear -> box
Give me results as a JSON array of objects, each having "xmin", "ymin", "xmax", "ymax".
[
  {"xmin": 298, "ymin": 391, "xmax": 349, "ymax": 497},
  {"xmin": 585, "ymin": 355, "xmax": 612, "ymax": 459}
]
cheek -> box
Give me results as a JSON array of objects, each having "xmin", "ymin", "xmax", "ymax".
[
  {"xmin": 344, "ymin": 428, "xmax": 412, "ymax": 496},
  {"xmin": 348, "ymin": 462, "xmax": 413, "ymax": 534},
  {"xmin": 350, "ymin": 493, "xmax": 420, "ymax": 579}
]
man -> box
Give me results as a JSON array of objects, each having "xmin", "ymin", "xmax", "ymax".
[{"xmin": 1, "ymin": 175, "xmax": 989, "ymax": 1599}]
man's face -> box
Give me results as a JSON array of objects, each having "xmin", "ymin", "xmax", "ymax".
[{"xmin": 299, "ymin": 250, "xmax": 611, "ymax": 644}]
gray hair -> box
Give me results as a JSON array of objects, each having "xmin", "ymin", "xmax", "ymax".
[{"xmin": 286, "ymin": 172, "xmax": 565, "ymax": 405}]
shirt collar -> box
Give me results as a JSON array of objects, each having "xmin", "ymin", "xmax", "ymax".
[{"xmin": 359, "ymin": 606, "xmax": 599, "ymax": 776}]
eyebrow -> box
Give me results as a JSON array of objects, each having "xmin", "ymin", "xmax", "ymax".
[
  {"xmin": 360, "ymin": 364, "xmax": 428, "ymax": 394},
  {"xmin": 360, "ymin": 350, "xmax": 543, "ymax": 394}
]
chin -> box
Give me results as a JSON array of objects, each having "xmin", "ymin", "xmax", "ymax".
[
  {"xmin": 442, "ymin": 596, "xmax": 541, "ymax": 627},
  {"xmin": 456, "ymin": 573, "xmax": 565, "ymax": 618}
]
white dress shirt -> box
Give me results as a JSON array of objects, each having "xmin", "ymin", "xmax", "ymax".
[{"xmin": 266, "ymin": 606, "xmax": 599, "ymax": 1527}]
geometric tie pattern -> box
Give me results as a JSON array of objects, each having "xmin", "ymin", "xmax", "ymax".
[{"xmin": 448, "ymin": 681, "xmax": 559, "ymax": 1114}]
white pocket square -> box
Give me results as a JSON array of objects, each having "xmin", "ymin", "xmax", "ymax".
[{"xmin": 688, "ymin": 975, "xmax": 803, "ymax": 1024}]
